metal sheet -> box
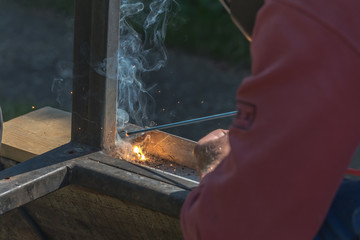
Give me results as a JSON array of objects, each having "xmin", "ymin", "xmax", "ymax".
[{"xmin": 129, "ymin": 130, "xmax": 197, "ymax": 170}]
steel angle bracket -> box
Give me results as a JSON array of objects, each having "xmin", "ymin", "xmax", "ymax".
[{"xmin": 0, "ymin": 143, "xmax": 195, "ymax": 218}]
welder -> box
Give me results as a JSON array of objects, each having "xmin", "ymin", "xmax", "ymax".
[{"xmin": 180, "ymin": 0, "xmax": 360, "ymax": 239}]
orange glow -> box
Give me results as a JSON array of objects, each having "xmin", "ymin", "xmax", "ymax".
[{"xmin": 133, "ymin": 146, "xmax": 146, "ymax": 161}]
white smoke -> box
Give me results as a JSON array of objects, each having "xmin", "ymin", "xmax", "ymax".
[
  {"xmin": 51, "ymin": 61, "xmax": 73, "ymax": 108},
  {"xmin": 114, "ymin": 0, "xmax": 177, "ymax": 127}
]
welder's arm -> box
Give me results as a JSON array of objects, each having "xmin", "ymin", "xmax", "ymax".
[{"xmin": 181, "ymin": 1, "xmax": 360, "ymax": 240}]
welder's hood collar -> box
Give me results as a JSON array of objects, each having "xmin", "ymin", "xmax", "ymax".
[{"xmin": 220, "ymin": 0, "xmax": 264, "ymax": 41}]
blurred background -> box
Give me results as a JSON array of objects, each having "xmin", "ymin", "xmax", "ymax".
[{"xmin": 0, "ymin": 0, "xmax": 251, "ymax": 141}]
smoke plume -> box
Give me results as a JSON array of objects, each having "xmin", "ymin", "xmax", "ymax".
[{"xmin": 109, "ymin": 0, "xmax": 177, "ymax": 128}]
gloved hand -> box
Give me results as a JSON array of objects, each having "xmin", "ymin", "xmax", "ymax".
[{"xmin": 193, "ymin": 129, "xmax": 230, "ymax": 179}]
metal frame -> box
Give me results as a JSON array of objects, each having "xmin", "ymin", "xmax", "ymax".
[
  {"xmin": 0, "ymin": 142, "xmax": 195, "ymax": 217},
  {"xmin": 72, "ymin": 0, "xmax": 119, "ymax": 150},
  {"xmin": 0, "ymin": 0, "xmax": 196, "ymax": 218}
]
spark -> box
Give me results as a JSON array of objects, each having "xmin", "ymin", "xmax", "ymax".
[{"xmin": 133, "ymin": 146, "xmax": 146, "ymax": 161}]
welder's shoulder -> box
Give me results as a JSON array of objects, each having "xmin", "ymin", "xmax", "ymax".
[{"xmin": 271, "ymin": 0, "xmax": 360, "ymax": 52}]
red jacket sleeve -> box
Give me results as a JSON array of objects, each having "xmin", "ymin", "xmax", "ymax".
[{"xmin": 181, "ymin": 0, "xmax": 360, "ymax": 239}]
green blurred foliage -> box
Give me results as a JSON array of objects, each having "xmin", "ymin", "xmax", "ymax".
[
  {"xmin": 0, "ymin": 98, "xmax": 37, "ymax": 121},
  {"xmin": 166, "ymin": 0, "xmax": 250, "ymax": 64},
  {"xmin": 18, "ymin": 0, "xmax": 250, "ymax": 64}
]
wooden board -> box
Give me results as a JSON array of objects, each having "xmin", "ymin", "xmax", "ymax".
[{"xmin": 0, "ymin": 107, "xmax": 71, "ymax": 162}]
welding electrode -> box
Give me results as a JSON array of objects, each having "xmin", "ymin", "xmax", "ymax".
[{"xmin": 120, "ymin": 111, "xmax": 237, "ymax": 137}]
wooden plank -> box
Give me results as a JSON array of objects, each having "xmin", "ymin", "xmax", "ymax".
[{"xmin": 0, "ymin": 107, "xmax": 71, "ymax": 162}]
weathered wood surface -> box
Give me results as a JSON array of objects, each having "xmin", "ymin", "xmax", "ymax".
[
  {"xmin": 9, "ymin": 185, "xmax": 183, "ymax": 240},
  {"xmin": 0, "ymin": 107, "xmax": 71, "ymax": 163}
]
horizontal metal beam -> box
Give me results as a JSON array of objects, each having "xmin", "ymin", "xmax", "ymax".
[
  {"xmin": 0, "ymin": 143, "xmax": 93, "ymax": 214},
  {"xmin": 72, "ymin": 159, "xmax": 190, "ymax": 218},
  {"xmin": 0, "ymin": 144, "xmax": 195, "ymax": 217}
]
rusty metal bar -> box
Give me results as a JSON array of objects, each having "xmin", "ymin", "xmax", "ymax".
[{"xmin": 72, "ymin": 0, "xmax": 120, "ymax": 150}]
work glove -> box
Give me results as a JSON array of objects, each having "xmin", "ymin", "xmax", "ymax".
[{"xmin": 193, "ymin": 129, "xmax": 230, "ymax": 179}]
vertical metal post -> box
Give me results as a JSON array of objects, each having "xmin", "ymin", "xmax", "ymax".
[{"xmin": 72, "ymin": 0, "xmax": 120, "ymax": 150}]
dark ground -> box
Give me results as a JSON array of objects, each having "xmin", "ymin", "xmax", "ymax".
[{"xmin": 0, "ymin": 1, "xmax": 250, "ymax": 141}]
